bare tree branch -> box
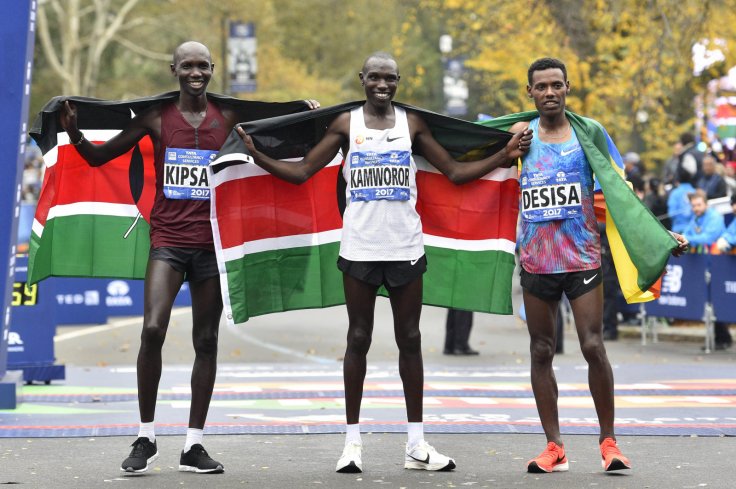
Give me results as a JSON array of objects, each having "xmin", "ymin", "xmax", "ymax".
[{"xmin": 114, "ymin": 36, "xmax": 171, "ymax": 61}]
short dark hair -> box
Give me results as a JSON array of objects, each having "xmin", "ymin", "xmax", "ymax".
[
  {"xmin": 679, "ymin": 132, "xmax": 695, "ymax": 146},
  {"xmin": 528, "ymin": 58, "xmax": 567, "ymax": 85},
  {"xmin": 677, "ymin": 164, "xmax": 693, "ymax": 184},
  {"xmin": 361, "ymin": 52, "xmax": 398, "ymax": 74},
  {"xmin": 629, "ymin": 174, "xmax": 645, "ymax": 193}
]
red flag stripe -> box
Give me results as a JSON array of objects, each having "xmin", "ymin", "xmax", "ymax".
[
  {"xmin": 213, "ymin": 166, "xmax": 343, "ymax": 250},
  {"xmin": 42, "ymin": 139, "xmax": 156, "ymax": 221},
  {"xmin": 417, "ymin": 171, "xmax": 519, "ymax": 242},
  {"xmin": 213, "ymin": 167, "xmax": 518, "ymax": 250}
]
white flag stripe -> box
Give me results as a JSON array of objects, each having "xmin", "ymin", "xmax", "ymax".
[
  {"xmin": 45, "ymin": 130, "xmax": 123, "ymax": 167},
  {"xmin": 220, "ymin": 229, "xmax": 342, "ymax": 262},
  {"xmin": 31, "ymin": 219, "xmax": 44, "ymax": 238},
  {"xmin": 220, "ymin": 230, "xmax": 513, "ymax": 262},
  {"xmin": 47, "ymin": 202, "xmax": 140, "ymax": 220},
  {"xmin": 423, "ymin": 234, "xmax": 516, "ymax": 254}
]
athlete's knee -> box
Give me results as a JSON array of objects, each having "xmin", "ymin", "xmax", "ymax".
[
  {"xmin": 193, "ymin": 328, "xmax": 219, "ymax": 358},
  {"xmin": 395, "ymin": 326, "xmax": 422, "ymax": 354},
  {"xmin": 140, "ymin": 321, "xmax": 167, "ymax": 349},
  {"xmin": 347, "ymin": 327, "xmax": 372, "ymax": 356},
  {"xmin": 529, "ymin": 337, "xmax": 556, "ymax": 365},
  {"xmin": 579, "ymin": 334, "xmax": 606, "ymax": 363}
]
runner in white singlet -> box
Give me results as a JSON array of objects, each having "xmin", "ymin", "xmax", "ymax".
[{"xmin": 238, "ymin": 52, "xmax": 532, "ymax": 474}]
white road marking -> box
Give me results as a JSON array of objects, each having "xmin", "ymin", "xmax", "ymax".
[{"xmin": 53, "ymin": 308, "xmax": 191, "ymax": 342}]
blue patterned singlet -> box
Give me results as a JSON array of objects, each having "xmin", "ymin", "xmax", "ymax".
[{"xmin": 518, "ymin": 118, "xmax": 600, "ymax": 274}]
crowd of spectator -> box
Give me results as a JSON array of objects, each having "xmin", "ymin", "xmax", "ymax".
[{"xmin": 605, "ymin": 132, "xmax": 736, "ymax": 349}]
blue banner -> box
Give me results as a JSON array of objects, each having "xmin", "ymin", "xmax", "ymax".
[
  {"xmin": 710, "ymin": 254, "xmax": 736, "ymax": 323},
  {"xmin": 8, "ymin": 256, "xmax": 56, "ymax": 372},
  {"xmin": 228, "ymin": 21, "xmax": 257, "ymax": 93},
  {"xmin": 50, "ymin": 278, "xmax": 109, "ymax": 325},
  {"xmin": 644, "ymin": 254, "xmax": 708, "ymax": 322},
  {"xmin": 1, "ymin": 0, "xmax": 36, "ymax": 381}
]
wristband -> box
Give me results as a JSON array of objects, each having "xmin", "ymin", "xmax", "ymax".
[{"xmin": 71, "ymin": 133, "xmax": 85, "ymax": 146}]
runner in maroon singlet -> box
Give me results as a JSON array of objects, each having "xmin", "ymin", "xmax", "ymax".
[{"xmin": 60, "ymin": 41, "xmax": 318, "ymax": 475}]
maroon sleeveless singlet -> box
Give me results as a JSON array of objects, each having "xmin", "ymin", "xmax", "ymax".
[{"xmin": 150, "ymin": 101, "xmax": 228, "ymax": 250}]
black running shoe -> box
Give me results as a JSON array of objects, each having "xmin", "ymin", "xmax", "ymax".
[
  {"xmin": 121, "ymin": 437, "xmax": 159, "ymax": 473},
  {"xmin": 179, "ymin": 444, "xmax": 224, "ymax": 474}
]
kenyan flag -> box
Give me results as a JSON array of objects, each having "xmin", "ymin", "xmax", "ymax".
[
  {"xmin": 28, "ymin": 93, "xmax": 310, "ymax": 284},
  {"xmin": 28, "ymin": 97, "xmax": 156, "ymax": 283},
  {"xmin": 210, "ymin": 102, "xmax": 518, "ymax": 324}
]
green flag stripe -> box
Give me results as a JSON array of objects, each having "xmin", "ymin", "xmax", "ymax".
[
  {"xmin": 223, "ymin": 243, "xmax": 514, "ymax": 324},
  {"xmin": 28, "ymin": 215, "xmax": 150, "ymax": 283}
]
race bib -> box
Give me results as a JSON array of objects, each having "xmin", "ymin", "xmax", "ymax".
[
  {"xmin": 349, "ymin": 150, "xmax": 411, "ymax": 202},
  {"xmin": 163, "ymin": 147, "xmax": 217, "ymax": 200},
  {"xmin": 521, "ymin": 170, "xmax": 583, "ymax": 222}
]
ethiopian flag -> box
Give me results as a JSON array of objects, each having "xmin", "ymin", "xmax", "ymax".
[
  {"xmin": 210, "ymin": 102, "xmax": 516, "ymax": 324},
  {"xmin": 28, "ymin": 92, "xmax": 309, "ymax": 284},
  {"xmin": 480, "ymin": 111, "xmax": 677, "ymax": 303}
]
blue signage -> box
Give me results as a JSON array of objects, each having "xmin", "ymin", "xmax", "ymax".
[
  {"xmin": 8, "ymin": 255, "xmax": 64, "ymax": 382},
  {"xmin": 1, "ymin": 1, "xmax": 36, "ymax": 387},
  {"xmin": 228, "ymin": 21, "xmax": 257, "ymax": 93},
  {"xmin": 709, "ymin": 254, "xmax": 736, "ymax": 323},
  {"xmin": 644, "ymin": 254, "xmax": 708, "ymax": 322}
]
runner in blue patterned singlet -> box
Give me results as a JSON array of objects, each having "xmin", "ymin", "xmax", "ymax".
[
  {"xmin": 239, "ymin": 52, "xmax": 532, "ymax": 474},
  {"xmin": 509, "ymin": 58, "xmax": 688, "ymax": 475},
  {"xmin": 518, "ymin": 117, "xmax": 600, "ymax": 274}
]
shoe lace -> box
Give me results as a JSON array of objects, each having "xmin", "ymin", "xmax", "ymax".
[
  {"xmin": 537, "ymin": 442, "xmax": 563, "ymax": 463},
  {"xmin": 344, "ymin": 441, "xmax": 362, "ymax": 455},
  {"xmin": 408, "ymin": 440, "xmax": 437, "ymax": 457},
  {"xmin": 189, "ymin": 444, "xmax": 209, "ymax": 457},
  {"xmin": 600, "ymin": 438, "xmax": 621, "ymax": 458},
  {"xmin": 130, "ymin": 438, "xmax": 151, "ymax": 457}
]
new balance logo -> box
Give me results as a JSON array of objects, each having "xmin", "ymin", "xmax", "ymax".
[
  {"xmin": 387, "ymin": 135, "xmax": 404, "ymax": 142},
  {"xmin": 560, "ymin": 146, "xmax": 581, "ymax": 156},
  {"xmin": 583, "ymin": 274, "xmax": 598, "ymax": 285}
]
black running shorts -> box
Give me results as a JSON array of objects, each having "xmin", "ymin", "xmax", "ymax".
[
  {"xmin": 520, "ymin": 266, "xmax": 602, "ymax": 302},
  {"xmin": 149, "ymin": 246, "xmax": 219, "ymax": 283},
  {"xmin": 337, "ymin": 255, "xmax": 427, "ymax": 288}
]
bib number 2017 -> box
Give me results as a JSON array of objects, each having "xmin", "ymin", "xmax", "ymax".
[
  {"xmin": 190, "ymin": 189, "xmax": 210, "ymax": 198},
  {"xmin": 542, "ymin": 208, "xmax": 562, "ymax": 218},
  {"xmin": 375, "ymin": 188, "xmax": 395, "ymax": 197}
]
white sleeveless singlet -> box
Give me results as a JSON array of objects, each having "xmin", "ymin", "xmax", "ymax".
[{"xmin": 339, "ymin": 105, "xmax": 424, "ymax": 261}]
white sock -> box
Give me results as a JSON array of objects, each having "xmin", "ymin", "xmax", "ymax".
[
  {"xmin": 138, "ymin": 422, "xmax": 155, "ymax": 443},
  {"xmin": 407, "ymin": 422, "xmax": 423, "ymax": 447},
  {"xmin": 184, "ymin": 428, "xmax": 204, "ymax": 453},
  {"xmin": 345, "ymin": 423, "xmax": 362, "ymax": 445}
]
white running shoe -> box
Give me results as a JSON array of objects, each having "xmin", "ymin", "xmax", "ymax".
[
  {"xmin": 336, "ymin": 441, "xmax": 363, "ymax": 473},
  {"xmin": 404, "ymin": 440, "xmax": 456, "ymax": 471}
]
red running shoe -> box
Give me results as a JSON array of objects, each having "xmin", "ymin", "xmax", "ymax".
[
  {"xmin": 600, "ymin": 437, "xmax": 631, "ymax": 471},
  {"xmin": 527, "ymin": 441, "xmax": 569, "ymax": 473}
]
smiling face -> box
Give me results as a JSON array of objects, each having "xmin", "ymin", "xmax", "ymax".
[
  {"xmin": 171, "ymin": 42, "xmax": 213, "ymax": 97},
  {"xmin": 527, "ymin": 68, "xmax": 569, "ymax": 118},
  {"xmin": 359, "ymin": 56, "xmax": 400, "ymax": 108}
]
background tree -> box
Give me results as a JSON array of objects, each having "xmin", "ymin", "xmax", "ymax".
[{"xmin": 30, "ymin": 0, "xmax": 736, "ymax": 170}]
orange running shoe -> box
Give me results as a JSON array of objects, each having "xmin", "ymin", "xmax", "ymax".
[
  {"xmin": 527, "ymin": 441, "xmax": 569, "ymax": 473},
  {"xmin": 600, "ymin": 437, "xmax": 631, "ymax": 471}
]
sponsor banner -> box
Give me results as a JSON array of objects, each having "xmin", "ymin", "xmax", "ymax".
[
  {"xmin": 644, "ymin": 254, "xmax": 707, "ymax": 321},
  {"xmin": 710, "ymin": 254, "xmax": 736, "ymax": 323},
  {"xmin": 1, "ymin": 0, "xmax": 36, "ymax": 381},
  {"xmin": 8, "ymin": 256, "xmax": 56, "ymax": 369},
  {"xmin": 228, "ymin": 21, "xmax": 257, "ymax": 93}
]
